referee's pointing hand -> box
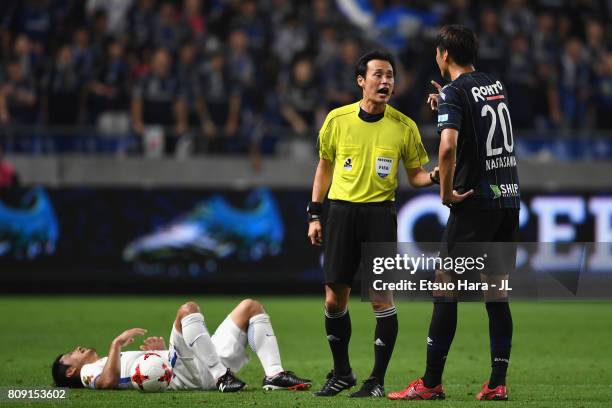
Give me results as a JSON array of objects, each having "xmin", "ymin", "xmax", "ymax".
[{"xmin": 308, "ymin": 220, "xmax": 323, "ymax": 246}]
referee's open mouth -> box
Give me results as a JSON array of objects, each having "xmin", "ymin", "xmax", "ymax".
[{"xmin": 377, "ymin": 87, "xmax": 390, "ymax": 95}]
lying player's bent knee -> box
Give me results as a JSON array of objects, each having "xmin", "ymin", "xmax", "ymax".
[
  {"xmin": 239, "ymin": 298, "xmax": 264, "ymax": 315},
  {"xmin": 178, "ymin": 301, "xmax": 201, "ymax": 317}
]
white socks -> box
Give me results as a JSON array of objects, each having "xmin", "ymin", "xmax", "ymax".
[
  {"xmin": 181, "ymin": 313, "xmax": 227, "ymax": 380},
  {"xmin": 247, "ymin": 313, "xmax": 283, "ymax": 377},
  {"xmin": 182, "ymin": 312, "xmax": 285, "ymax": 379}
]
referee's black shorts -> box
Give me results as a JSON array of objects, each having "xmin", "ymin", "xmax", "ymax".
[
  {"xmin": 323, "ymin": 200, "xmax": 397, "ymax": 286},
  {"xmin": 442, "ymin": 206, "xmax": 519, "ymax": 276}
]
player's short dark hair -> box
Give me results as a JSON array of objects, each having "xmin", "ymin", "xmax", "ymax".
[
  {"xmin": 51, "ymin": 354, "xmax": 83, "ymax": 388},
  {"xmin": 435, "ymin": 25, "xmax": 479, "ymax": 66},
  {"xmin": 355, "ymin": 49, "xmax": 396, "ymax": 79}
]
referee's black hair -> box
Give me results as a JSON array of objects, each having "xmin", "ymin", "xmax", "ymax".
[
  {"xmin": 435, "ymin": 25, "xmax": 479, "ymax": 67},
  {"xmin": 355, "ymin": 49, "xmax": 396, "ymax": 79},
  {"xmin": 51, "ymin": 354, "xmax": 84, "ymax": 388}
]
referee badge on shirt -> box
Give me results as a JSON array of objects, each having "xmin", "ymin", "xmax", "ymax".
[
  {"xmin": 376, "ymin": 157, "xmax": 393, "ymax": 178},
  {"xmin": 343, "ymin": 157, "xmax": 353, "ymax": 171}
]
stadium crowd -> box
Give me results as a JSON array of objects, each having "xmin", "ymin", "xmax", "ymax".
[{"xmin": 0, "ymin": 0, "xmax": 611, "ymax": 156}]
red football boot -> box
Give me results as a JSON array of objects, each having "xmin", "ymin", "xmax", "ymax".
[
  {"xmin": 476, "ymin": 382, "xmax": 508, "ymax": 401},
  {"xmin": 387, "ymin": 378, "xmax": 445, "ymax": 400}
]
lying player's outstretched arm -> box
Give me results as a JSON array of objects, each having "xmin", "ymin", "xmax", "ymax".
[
  {"xmin": 439, "ymin": 128, "xmax": 472, "ymax": 206},
  {"xmin": 96, "ymin": 328, "xmax": 147, "ymax": 389}
]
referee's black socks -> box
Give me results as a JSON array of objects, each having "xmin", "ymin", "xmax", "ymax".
[
  {"xmin": 370, "ymin": 306, "xmax": 398, "ymax": 385},
  {"xmin": 486, "ymin": 301, "xmax": 513, "ymax": 388},
  {"xmin": 423, "ymin": 300, "xmax": 457, "ymax": 388},
  {"xmin": 325, "ymin": 308, "xmax": 352, "ymax": 376}
]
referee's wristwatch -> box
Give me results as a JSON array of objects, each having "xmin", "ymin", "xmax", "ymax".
[
  {"xmin": 307, "ymin": 201, "xmax": 323, "ymax": 223},
  {"xmin": 429, "ymin": 170, "xmax": 440, "ymax": 185}
]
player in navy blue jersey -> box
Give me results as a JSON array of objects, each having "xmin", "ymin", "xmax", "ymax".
[{"xmin": 388, "ymin": 25, "xmax": 518, "ymax": 401}]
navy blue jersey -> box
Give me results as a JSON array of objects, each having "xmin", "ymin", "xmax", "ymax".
[{"xmin": 437, "ymin": 72, "xmax": 520, "ymax": 209}]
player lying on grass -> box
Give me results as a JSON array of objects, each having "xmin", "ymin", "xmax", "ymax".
[{"xmin": 51, "ymin": 299, "xmax": 311, "ymax": 392}]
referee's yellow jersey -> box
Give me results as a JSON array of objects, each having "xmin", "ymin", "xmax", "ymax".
[{"xmin": 318, "ymin": 101, "xmax": 429, "ymax": 203}]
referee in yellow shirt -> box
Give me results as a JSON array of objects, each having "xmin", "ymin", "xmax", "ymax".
[{"xmin": 308, "ymin": 50, "xmax": 438, "ymax": 398}]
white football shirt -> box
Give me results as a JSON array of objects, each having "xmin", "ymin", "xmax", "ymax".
[{"xmin": 80, "ymin": 350, "xmax": 168, "ymax": 389}]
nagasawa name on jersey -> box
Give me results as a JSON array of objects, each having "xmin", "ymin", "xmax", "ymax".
[{"xmin": 437, "ymin": 72, "xmax": 520, "ymax": 209}]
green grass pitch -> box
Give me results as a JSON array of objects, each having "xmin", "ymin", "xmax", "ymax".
[{"xmin": 0, "ymin": 296, "xmax": 611, "ymax": 407}]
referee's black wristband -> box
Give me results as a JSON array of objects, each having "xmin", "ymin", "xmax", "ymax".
[{"xmin": 307, "ymin": 201, "xmax": 323, "ymax": 223}]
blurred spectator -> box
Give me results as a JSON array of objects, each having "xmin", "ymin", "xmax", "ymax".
[
  {"xmin": 505, "ymin": 34, "xmax": 536, "ymax": 128},
  {"xmin": 532, "ymin": 12, "xmax": 559, "ymax": 62},
  {"xmin": 89, "ymin": 10, "xmax": 112, "ymax": 63},
  {"xmin": 0, "ymin": 59, "xmax": 37, "ymax": 125},
  {"xmin": 441, "ymin": 0, "xmax": 478, "ymax": 29},
  {"xmin": 500, "ymin": 0, "xmax": 535, "ymax": 36},
  {"xmin": 557, "ymin": 14, "xmax": 573, "ymax": 43},
  {"xmin": 325, "ymin": 38, "xmax": 362, "ymax": 109},
  {"xmin": 559, "ymin": 38, "xmax": 590, "ymax": 130},
  {"xmin": 227, "ymin": 28, "xmax": 259, "ymax": 117},
  {"xmin": 227, "ymin": 29, "xmax": 256, "ymax": 91},
  {"xmin": 88, "ymin": 39, "xmax": 130, "ymax": 135},
  {"xmin": 176, "ymin": 41, "xmax": 207, "ymax": 132},
  {"xmin": 86, "ymin": 0, "xmax": 133, "ymax": 36},
  {"xmin": 127, "ymin": 0, "xmax": 156, "ymax": 50},
  {"xmin": 154, "ymin": 2, "xmax": 189, "ymax": 50},
  {"xmin": 12, "ymin": 34, "xmax": 42, "ymax": 81},
  {"xmin": 0, "ymin": 146, "xmax": 20, "ymax": 206},
  {"xmin": 42, "ymin": 46, "xmax": 82, "ymax": 126},
  {"xmin": 533, "ymin": 61, "xmax": 562, "ymax": 131},
  {"xmin": 477, "ymin": 8, "xmax": 506, "ymax": 76},
  {"xmin": 173, "ymin": 40, "xmax": 205, "ymax": 157},
  {"xmin": 130, "ymin": 48, "xmax": 151, "ymax": 80},
  {"xmin": 591, "ymin": 53, "xmax": 612, "ymax": 130},
  {"xmin": 71, "ymin": 28, "xmax": 94, "ymax": 81},
  {"xmin": 273, "ymin": 13, "xmax": 309, "ymax": 66},
  {"xmin": 279, "ymin": 55, "xmax": 325, "ymax": 138},
  {"xmin": 181, "ymin": 0, "xmax": 206, "ymax": 44},
  {"xmin": 231, "ymin": 0, "xmax": 267, "ymax": 53},
  {"xmin": 11, "ymin": 0, "xmax": 52, "ymax": 48},
  {"xmin": 309, "ymin": 0, "xmax": 342, "ymax": 31},
  {"xmin": 392, "ymin": 57, "xmax": 421, "ymax": 121},
  {"xmin": 132, "ymin": 48, "xmax": 186, "ymax": 155},
  {"xmin": 584, "ymin": 19, "xmax": 606, "ymax": 64},
  {"xmin": 199, "ymin": 49, "xmax": 242, "ymax": 143},
  {"xmin": 265, "ymin": 0, "xmax": 295, "ymax": 39},
  {"xmin": 314, "ymin": 24, "xmax": 339, "ymax": 70}
]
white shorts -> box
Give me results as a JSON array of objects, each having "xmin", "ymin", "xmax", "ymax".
[{"xmin": 167, "ymin": 315, "xmax": 250, "ymax": 390}]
